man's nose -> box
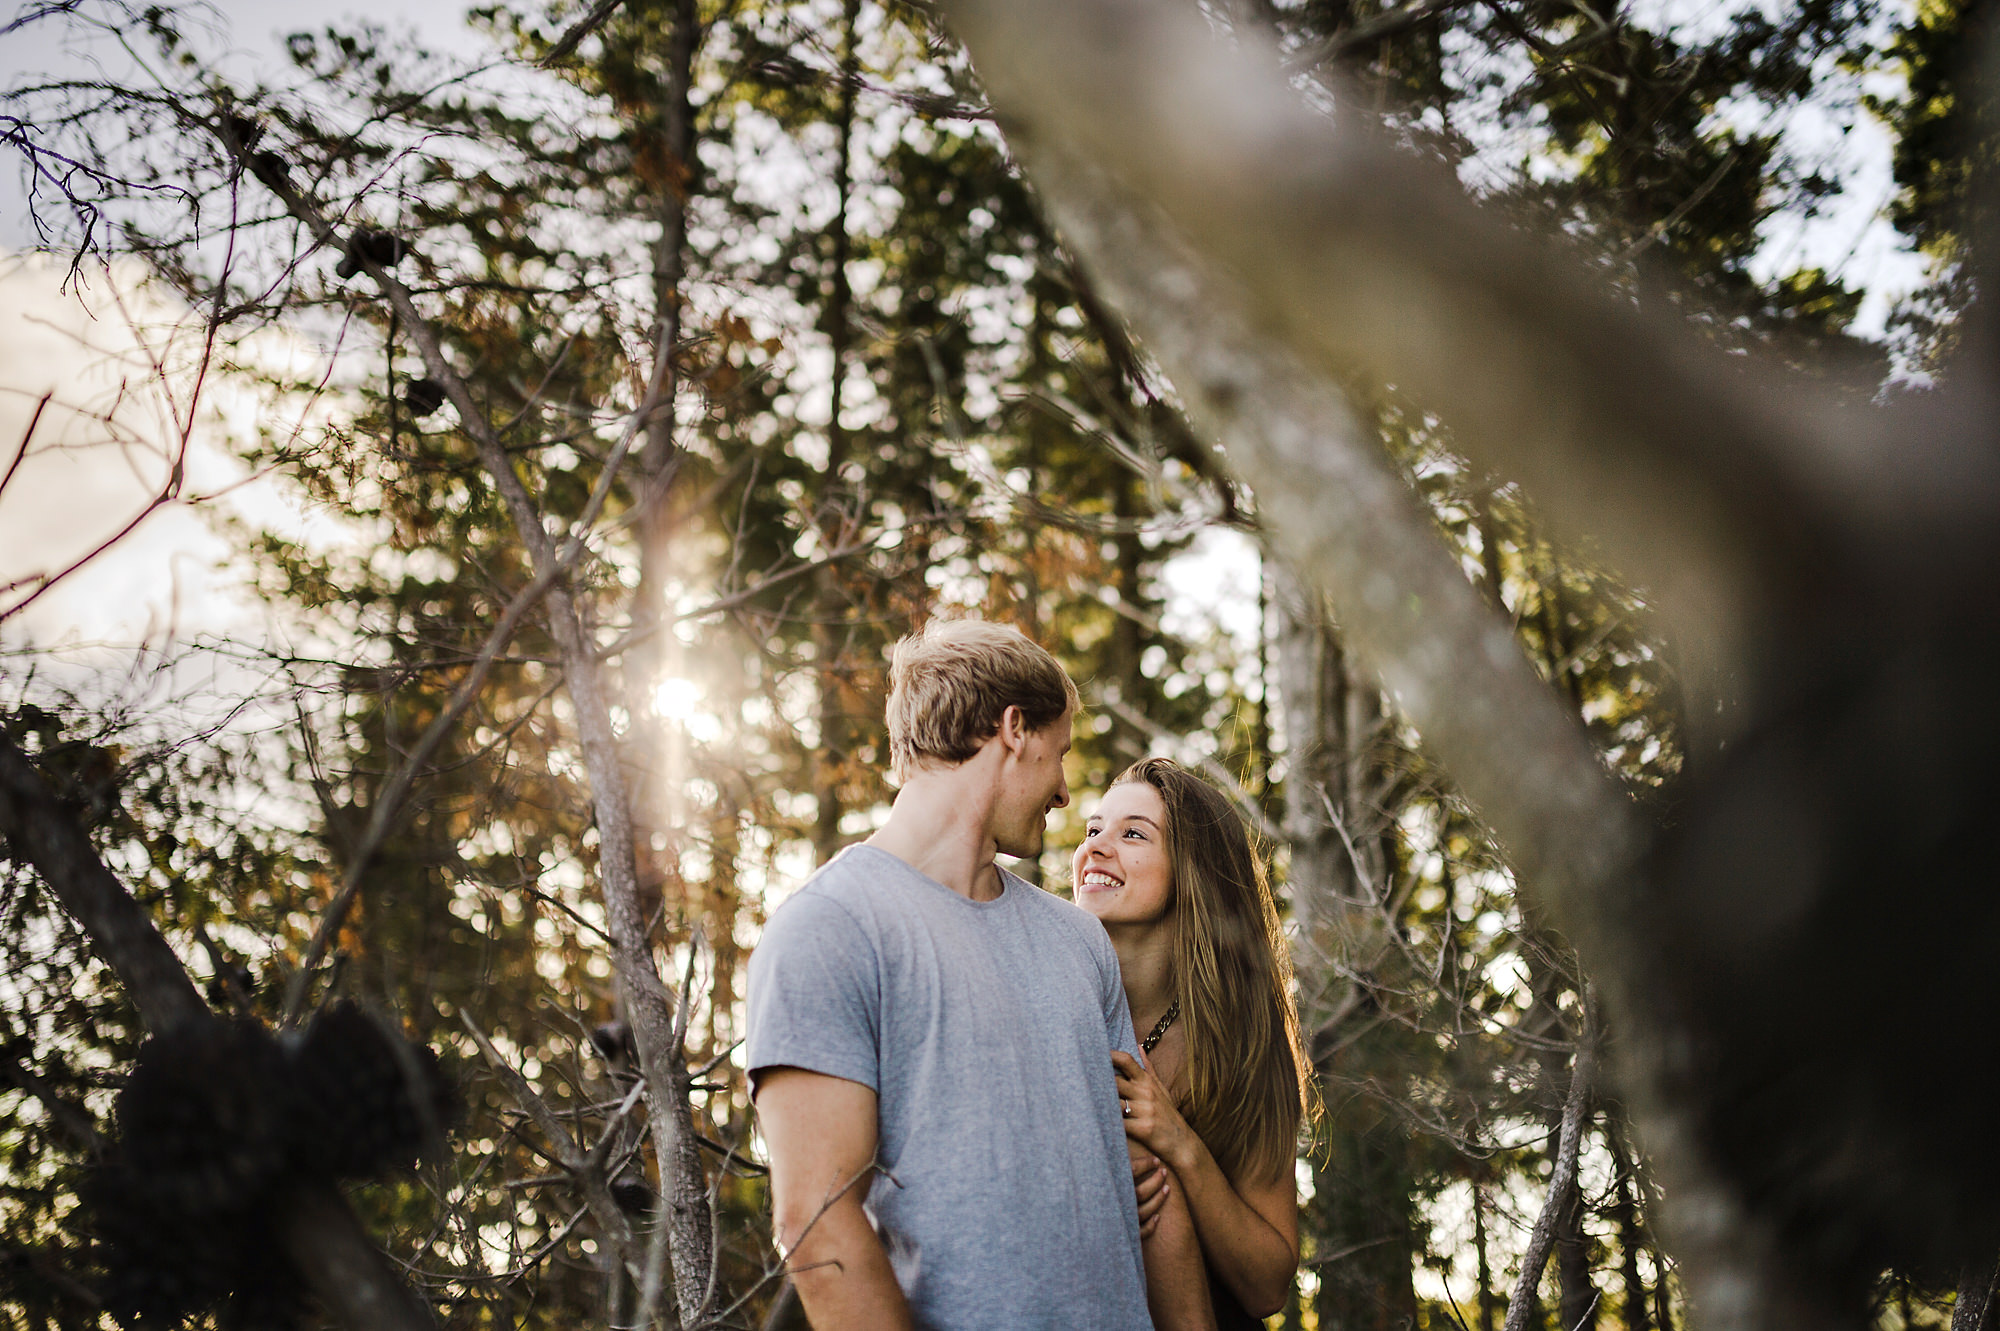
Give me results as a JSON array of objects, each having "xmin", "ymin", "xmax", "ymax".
[{"xmin": 1052, "ymin": 776, "xmax": 1070, "ymax": 810}]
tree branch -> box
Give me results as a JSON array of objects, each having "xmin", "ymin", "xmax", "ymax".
[
  {"xmin": 1504, "ymin": 1001, "xmax": 1597, "ymax": 1331},
  {"xmin": 0, "ymin": 730, "xmax": 208, "ymax": 1036},
  {"xmin": 988, "ymin": 143, "xmax": 1640, "ymax": 973},
  {"xmin": 233, "ymin": 129, "xmax": 716, "ymax": 1322},
  {"xmin": 935, "ymin": 9, "xmax": 1831, "ymax": 1328},
  {"xmin": 459, "ymin": 1013, "xmax": 642, "ymax": 1281},
  {"xmin": 283, "ymin": 559, "xmax": 568, "ymax": 1026},
  {"xmin": 1089, "ymin": 689, "xmax": 1281, "ymax": 844}
]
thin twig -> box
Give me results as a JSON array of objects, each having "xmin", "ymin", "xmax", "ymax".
[
  {"xmin": 540, "ymin": 0, "xmax": 632, "ymax": 66},
  {"xmin": 0, "ymin": 391, "xmax": 50, "ymax": 504}
]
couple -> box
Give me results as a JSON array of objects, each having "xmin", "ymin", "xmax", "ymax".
[{"xmin": 747, "ymin": 619, "xmax": 1311, "ymax": 1330}]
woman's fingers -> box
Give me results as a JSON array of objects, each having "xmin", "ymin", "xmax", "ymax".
[
  {"xmin": 1132, "ymin": 1154, "xmax": 1170, "ymax": 1234},
  {"xmin": 1113, "ymin": 1052, "xmax": 1196, "ymax": 1173},
  {"xmin": 1115, "ymin": 1050, "xmax": 1165, "ymax": 1089},
  {"xmin": 1114, "ymin": 1052, "xmax": 1167, "ymax": 1151},
  {"xmin": 1134, "ymin": 1157, "xmax": 1167, "ymax": 1208}
]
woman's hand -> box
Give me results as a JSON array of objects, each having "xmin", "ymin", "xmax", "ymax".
[
  {"xmin": 1113, "ymin": 1050, "xmax": 1198, "ymax": 1173},
  {"xmin": 1132, "ymin": 1149, "xmax": 1170, "ymax": 1237}
]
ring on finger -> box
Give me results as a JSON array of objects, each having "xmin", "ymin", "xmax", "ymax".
[{"xmin": 1121, "ymin": 1100, "xmax": 1132, "ymax": 1118}]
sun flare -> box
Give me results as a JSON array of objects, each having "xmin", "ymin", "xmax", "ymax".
[{"xmin": 653, "ymin": 675, "xmax": 703, "ymax": 718}]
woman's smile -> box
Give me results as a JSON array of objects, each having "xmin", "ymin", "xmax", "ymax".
[{"xmin": 1073, "ymin": 781, "xmax": 1174, "ymax": 925}]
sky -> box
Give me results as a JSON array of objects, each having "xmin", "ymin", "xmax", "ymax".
[
  {"xmin": 0, "ymin": 0, "xmax": 486, "ymax": 250},
  {"xmin": 0, "ymin": 0, "xmax": 480, "ymax": 659}
]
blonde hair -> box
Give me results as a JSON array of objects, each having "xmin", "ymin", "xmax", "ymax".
[
  {"xmin": 1116, "ymin": 757, "xmax": 1315, "ymax": 1184},
  {"xmin": 885, "ymin": 619, "xmax": 1078, "ymax": 775}
]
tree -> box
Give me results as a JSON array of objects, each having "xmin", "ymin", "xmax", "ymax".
[
  {"xmin": 1, "ymin": 2, "xmax": 1250, "ymax": 1326},
  {"xmin": 942, "ymin": 0, "xmax": 2000, "ymax": 1328},
  {"xmin": 4, "ymin": 0, "xmax": 1987, "ymax": 1324}
]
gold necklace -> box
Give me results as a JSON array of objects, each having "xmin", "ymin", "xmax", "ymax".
[{"xmin": 1141, "ymin": 999, "xmax": 1181, "ymax": 1054}]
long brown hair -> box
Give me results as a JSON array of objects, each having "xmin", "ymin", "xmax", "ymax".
[{"xmin": 1115, "ymin": 757, "xmax": 1314, "ymax": 1184}]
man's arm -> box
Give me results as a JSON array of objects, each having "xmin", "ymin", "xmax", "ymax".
[{"xmin": 757, "ymin": 1066, "xmax": 914, "ymax": 1331}]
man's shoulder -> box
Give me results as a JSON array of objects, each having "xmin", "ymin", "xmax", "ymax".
[
  {"xmin": 759, "ymin": 845, "xmax": 908, "ymax": 940},
  {"xmin": 1002, "ymin": 873, "xmax": 1116, "ymax": 954},
  {"xmin": 780, "ymin": 845, "xmax": 905, "ymax": 913}
]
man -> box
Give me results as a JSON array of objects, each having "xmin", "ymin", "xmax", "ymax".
[{"xmin": 747, "ymin": 618, "xmax": 1209, "ymax": 1329}]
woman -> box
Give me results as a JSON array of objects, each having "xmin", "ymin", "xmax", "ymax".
[{"xmin": 1074, "ymin": 757, "xmax": 1313, "ymax": 1328}]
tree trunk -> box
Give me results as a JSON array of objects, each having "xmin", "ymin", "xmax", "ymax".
[
  {"xmin": 1503, "ymin": 1006, "xmax": 1598, "ymax": 1331},
  {"xmin": 303, "ymin": 180, "xmax": 717, "ymax": 1331},
  {"xmin": 1476, "ymin": 1185, "xmax": 1498, "ymax": 1331},
  {"xmin": 812, "ymin": 0, "xmax": 862, "ymax": 865},
  {"xmin": 1955, "ymin": 1254, "xmax": 2000, "ymax": 1331},
  {"xmin": 1608, "ymin": 1123, "xmax": 1652, "ymax": 1331},
  {"xmin": 1313, "ymin": 1116, "xmax": 1419, "ymax": 1331},
  {"xmin": 1557, "ymin": 1180, "xmax": 1597, "ymax": 1331},
  {"xmin": 1272, "ymin": 563, "xmax": 1414, "ymax": 1331}
]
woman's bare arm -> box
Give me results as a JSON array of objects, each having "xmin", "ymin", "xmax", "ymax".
[
  {"xmin": 1116, "ymin": 1051, "xmax": 1300, "ymax": 1317},
  {"xmin": 1137, "ymin": 1139, "xmax": 1220, "ymax": 1331}
]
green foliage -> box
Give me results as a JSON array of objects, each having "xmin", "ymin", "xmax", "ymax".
[{"xmin": 1867, "ymin": 0, "xmax": 1995, "ymax": 366}]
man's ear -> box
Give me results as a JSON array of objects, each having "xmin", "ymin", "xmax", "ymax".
[{"xmin": 996, "ymin": 704, "xmax": 1029, "ymax": 755}]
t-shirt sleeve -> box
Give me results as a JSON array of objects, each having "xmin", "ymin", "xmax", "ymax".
[{"xmin": 745, "ymin": 893, "xmax": 881, "ymax": 1095}]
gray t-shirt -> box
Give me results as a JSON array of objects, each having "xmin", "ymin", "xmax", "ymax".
[{"xmin": 747, "ymin": 844, "xmax": 1152, "ymax": 1331}]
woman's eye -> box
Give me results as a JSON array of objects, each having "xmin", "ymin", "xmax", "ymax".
[{"xmin": 1123, "ymin": 828, "xmax": 1145, "ymax": 839}]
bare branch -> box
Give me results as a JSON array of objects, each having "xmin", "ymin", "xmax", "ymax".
[
  {"xmin": 459, "ymin": 1013, "xmax": 642, "ymax": 1276},
  {"xmin": 0, "ymin": 730, "xmax": 208, "ymax": 1035},
  {"xmin": 1503, "ymin": 998, "xmax": 1597, "ymax": 1331},
  {"xmin": 0, "ymin": 391, "xmax": 49, "ymax": 504},
  {"xmin": 231, "ymin": 127, "xmax": 716, "ymax": 1320},
  {"xmin": 1089, "ymin": 689, "xmax": 1281, "ymax": 844},
  {"xmin": 539, "ymin": 0, "xmax": 632, "ymax": 66},
  {"xmin": 989, "ymin": 143, "xmax": 1640, "ymax": 959}
]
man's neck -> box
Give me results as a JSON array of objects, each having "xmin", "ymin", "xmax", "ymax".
[{"xmin": 866, "ymin": 765, "xmax": 1006, "ymax": 901}]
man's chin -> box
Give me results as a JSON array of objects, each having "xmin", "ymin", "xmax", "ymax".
[{"xmin": 997, "ymin": 826, "xmax": 1046, "ymax": 861}]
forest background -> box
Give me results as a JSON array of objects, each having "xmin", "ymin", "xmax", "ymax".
[{"xmin": 0, "ymin": 0, "xmax": 1982, "ymax": 1327}]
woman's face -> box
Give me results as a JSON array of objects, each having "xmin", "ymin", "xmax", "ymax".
[{"xmin": 1073, "ymin": 781, "xmax": 1174, "ymax": 928}]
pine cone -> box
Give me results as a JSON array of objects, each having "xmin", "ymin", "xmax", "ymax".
[
  {"xmin": 247, "ymin": 150, "xmax": 291, "ymax": 193},
  {"xmin": 403, "ymin": 378, "xmax": 447, "ymax": 417}
]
